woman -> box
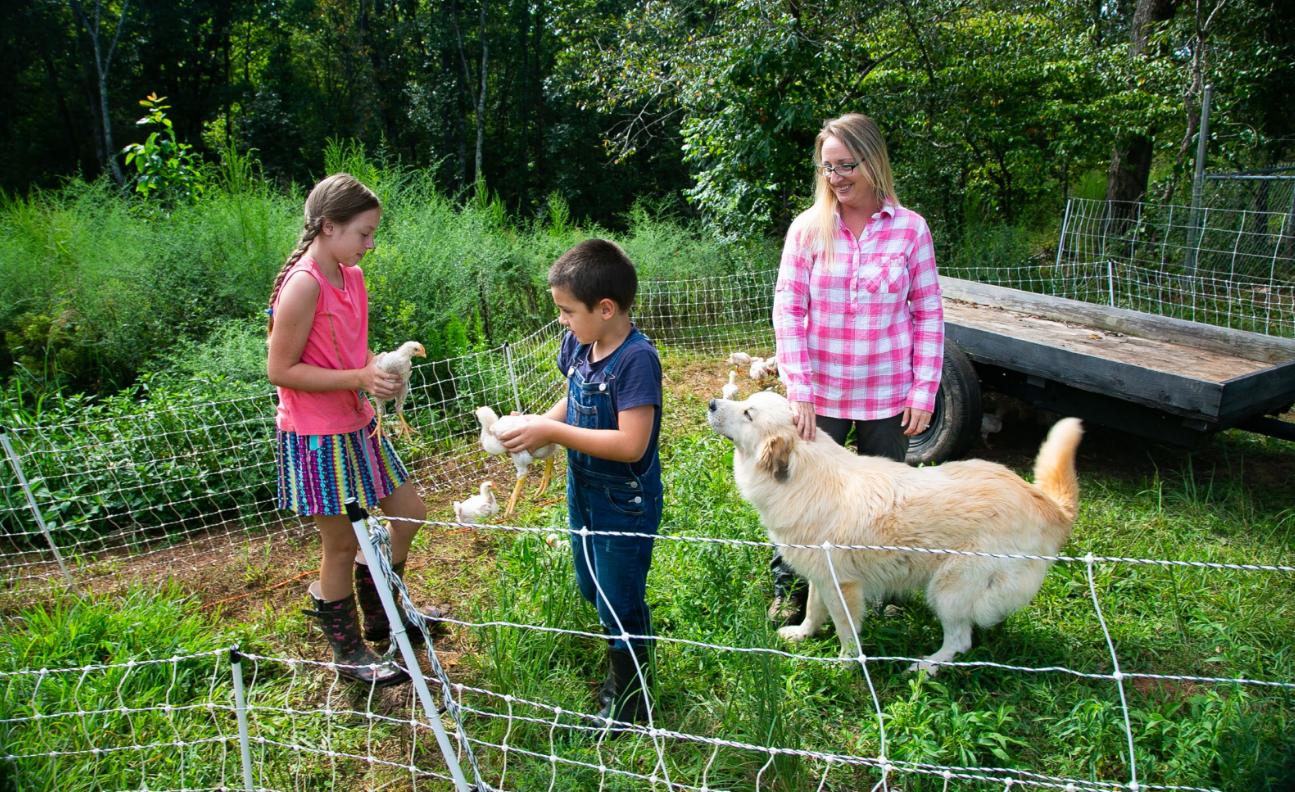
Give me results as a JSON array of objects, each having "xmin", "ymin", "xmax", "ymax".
[{"xmin": 768, "ymin": 113, "xmax": 945, "ymax": 626}]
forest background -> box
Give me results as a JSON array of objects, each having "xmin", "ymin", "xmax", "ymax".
[{"xmin": 1, "ymin": 0, "xmax": 1293, "ymax": 407}]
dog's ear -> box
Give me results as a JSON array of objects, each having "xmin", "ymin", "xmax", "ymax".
[{"xmin": 757, "ymin": 434, "xmax": 793, "ymax": 483}]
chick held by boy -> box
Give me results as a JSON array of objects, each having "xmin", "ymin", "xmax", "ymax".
[{"xmin": 475, "ymin": 406, "xmax": 558, "ymax": 517}]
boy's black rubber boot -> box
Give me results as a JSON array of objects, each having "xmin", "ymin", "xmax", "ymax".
[
  {"xmin": 302, "ymin": 587, "xmax": 409, "ymax": 687},
  {"xmin": 595, "ymin": 643, "xmax": 654, "ymax": 736},
  {"xmin": 767, "ymin": 555, "xmax": 809, "ymax": 627},
  {"xmin": 354, "ymin": 560, "xmax": 446, "ymax": 645}
]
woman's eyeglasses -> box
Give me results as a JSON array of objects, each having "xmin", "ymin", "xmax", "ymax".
[{"xmin": 816, "ymin": 162, "xmax": 859, "ymax": 176}]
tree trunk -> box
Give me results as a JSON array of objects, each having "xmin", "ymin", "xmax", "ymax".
[
  {"xmin": 474, "ymin": 0, "xmax": 487, "ymax": 183},
  {"xmin": 69, "ymin": 0, "xmax": 130, "ymax": 187},
  {"xmin": 1105, "ymin": 0, "xmax": 1179, "ymax": 210}
]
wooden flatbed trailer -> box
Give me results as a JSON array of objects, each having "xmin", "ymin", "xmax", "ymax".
[{"xmin": 907, "ymin": 277, "xmax": 1295, "ymax": 464}]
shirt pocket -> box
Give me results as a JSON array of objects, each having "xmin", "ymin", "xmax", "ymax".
[{"xmin": 860, "ymin": 254, "xmax": 910, "ymax": 295}]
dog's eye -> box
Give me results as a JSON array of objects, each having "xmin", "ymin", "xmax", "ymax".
[{"xmin": 743, "ymin": 409, "xmax": 752, "ymax": 420}]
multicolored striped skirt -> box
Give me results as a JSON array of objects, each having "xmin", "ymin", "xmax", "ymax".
[{"xmin": 276, "ymin": 418, "xmax": 409, "ymax": 516}]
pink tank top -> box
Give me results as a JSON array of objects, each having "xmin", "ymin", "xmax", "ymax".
[{"xmin": 273, "ymin": 257, "xmax": 376, "ymax": 436}]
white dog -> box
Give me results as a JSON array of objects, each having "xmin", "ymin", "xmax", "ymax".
[{"xmin": 707, "ymin": 391, "xmax": 1082, "ymax": 674}]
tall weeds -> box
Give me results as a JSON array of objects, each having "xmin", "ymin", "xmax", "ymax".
[{"xmin": 0, "ymin": 150, "xmax": 770, "ymax": 401}]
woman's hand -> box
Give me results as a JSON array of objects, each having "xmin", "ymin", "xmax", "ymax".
[
  {"xmin": 359, "ymin": 358, "xmax": 400, "ymax": 399},
  {"xmin": 902, "ymin": 407, "xmax": 933, "ymax": 437},
  {"xmin": 789, "ymin": 400, "xmax": 817, "ymax": 441}
]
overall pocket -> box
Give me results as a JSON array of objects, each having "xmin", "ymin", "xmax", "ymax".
[
  {"xmin": 600, "ymin": 483, "xmax": 647, "ymax": 519},
  {"xmin": 571, "ymin": 399, "xmax": 600, "ymax": 429}
]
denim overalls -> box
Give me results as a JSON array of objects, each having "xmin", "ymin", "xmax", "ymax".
[{"xmin": 565, "ymin": 330, "xmax": 662, "ymax": 650}]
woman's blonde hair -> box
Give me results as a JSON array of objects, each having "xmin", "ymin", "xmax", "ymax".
[
  {"xmin": 266, "ymin": 173, "xmax": 380, "ymax": 337},
  {"xmin": 806, "ymin": 114, "xmax": 898, "ymax": 263}
]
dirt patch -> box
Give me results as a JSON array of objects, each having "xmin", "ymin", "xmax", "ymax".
[
  {"xmin": 1130, "ymin": 675, "xmax": 1204, "ymax": 702},
  {"xmin": 659, "ymin": 349, "xmax": 785, "ymax": 435}
]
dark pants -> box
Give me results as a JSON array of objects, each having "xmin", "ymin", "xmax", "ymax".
[{"xmin": 770, "ymin": 412, "xmax": 910, "ymax": 599}]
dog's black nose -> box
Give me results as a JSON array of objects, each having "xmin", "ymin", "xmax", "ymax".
[{"xmin": 708, "ymin": 399, "xmax": 717, "ymax": 412}]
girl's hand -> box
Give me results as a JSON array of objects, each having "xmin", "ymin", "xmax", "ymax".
[
  {"xmin": 360, "ymin": 358, "xmax": 400, "ymax": 399},
  {"xmin": 497, "ymin": 416, "xmax": 552, "ymax": 454},
  {"xmin": 902, "ymin": 407, "xmax": 933, "ymax": 437},
  {"xmin": 789, "ymin": 400, "xmax": 817, "ymax": 441}
]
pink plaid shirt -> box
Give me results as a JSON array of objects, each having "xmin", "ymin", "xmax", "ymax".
[{"xmin": 774, "ymin": 203, "xmax": 944, "ymax": 420}]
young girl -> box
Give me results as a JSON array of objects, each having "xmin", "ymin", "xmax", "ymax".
[{"xmin": 267, "ymin": 173, "xmax": 440, "ymax": 687}]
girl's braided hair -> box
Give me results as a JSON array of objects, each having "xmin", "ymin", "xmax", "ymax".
[{"xmin": 266, "ymin": 173, "xmax": 381, "ymax": 337}]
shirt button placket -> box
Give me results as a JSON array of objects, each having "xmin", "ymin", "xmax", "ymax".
[{"xmin": 849, "ymin": 243, "xmax": 860, "ymax": 313}]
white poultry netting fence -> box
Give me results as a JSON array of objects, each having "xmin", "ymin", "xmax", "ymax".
[
  {"xmin": 0, "ymin": 270, "xmax": 777, "ymax": 596},
  {"xmin": 2, "ymin": 262, "xmax": 1292, "ymax": 792},
  {"xmin": 951, "ymin": 198, "xmax": 1295, "ymax": 338}
]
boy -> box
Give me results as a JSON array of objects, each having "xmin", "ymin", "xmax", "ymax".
[{"xmin": 497, "ymin": 238, "xmax": 663, "ymax": 728}]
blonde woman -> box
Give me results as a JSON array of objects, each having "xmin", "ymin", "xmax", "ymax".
[{"xmin": 766, "ymin": 113, "xmax": 944, "ymax": 626}]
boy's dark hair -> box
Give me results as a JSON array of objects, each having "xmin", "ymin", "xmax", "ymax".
[{"xmin": 548, "ymin": 239, "xmax": 638, "ymax": 311}]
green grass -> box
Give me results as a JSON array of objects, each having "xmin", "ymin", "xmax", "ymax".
[{"xmin": 1, "ymin": 350, "xmax": 1293, "ymax": 791}]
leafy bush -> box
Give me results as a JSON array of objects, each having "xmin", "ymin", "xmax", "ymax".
[{"xmin": 121, "ymin": 94, "xmax": 207, "ymax": 213}]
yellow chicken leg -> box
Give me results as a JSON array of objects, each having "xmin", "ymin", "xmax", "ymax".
[
  {"xmin": 535, "ymin": 457, "xmax": 554, "ymax": 496},
  {"xmin": 504, "ymin": 472, "xmax": 528, "ymax": 517},
  {"xmin": 369, "ymin": 419, "xmax": 385, "ymax": 442},
  {"xmin": 396, "ymin": 413, "xmax": 419, "ymax": 436}
]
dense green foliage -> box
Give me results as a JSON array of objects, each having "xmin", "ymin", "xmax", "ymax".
[
  {"xmin": 570, "ymin": 0, "xmax": 1295, "ymax": 238},
  {"xmin": 4, "ymin": 0, "xmax": 1291, "ymax": 236}
]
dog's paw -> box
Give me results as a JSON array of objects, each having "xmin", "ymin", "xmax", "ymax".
[
  {"xmin": 908, "ymin": 660, "xmax": 941, "ymax": 677},
  {"xmin": 777, "ymin": 625, "xmax": 812, "ymax": 643}
]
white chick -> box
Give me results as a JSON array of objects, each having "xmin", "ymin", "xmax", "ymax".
[
  {"xmin": 474, "ymin": 406, "xmax": 559, "ymax": 517},
  {"xmin": 727, "ymin": 351, "xmax": 753, "ymax": 368},
  {"xmin": 749, "ymin": 357, "xmax": 779, "ymax": 382},
  {"xmin": 980, "ymin": 405, "xmax": 1007, "ymax": 447},
  {"xmin": 721, "ymin": 370, "xmax": 739, "ymax": 400},
  {"xmin": 370, "ymin": 341, "xmax": 427, "ymax": 442},
  {"xmin": 544, "ymin": 532, "xmax": 563, "ymax": 549},
  {"xmin": 453, "ymin": 481, "xmax": 498, "ymax": 524}
]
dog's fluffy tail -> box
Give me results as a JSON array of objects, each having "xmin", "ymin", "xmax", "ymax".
[{"xmin": 1033, "ymin": 417, "xmax": 1083, "ymax": 523}]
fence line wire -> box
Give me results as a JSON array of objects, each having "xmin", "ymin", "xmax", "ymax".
[{"xmin": 2, "ymin": 262, "xmax": 1291, "ymax": 790}]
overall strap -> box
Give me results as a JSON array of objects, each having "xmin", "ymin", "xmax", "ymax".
[{"xmin": 592, "ymin": 329, "xmax": 645, "ymax": 380}]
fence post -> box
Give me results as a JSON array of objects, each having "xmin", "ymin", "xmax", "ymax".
[
  {"xmin": 0, "ymin": 426, "xmax": 80, "ymax": 595},
  {"xmin": 229, "ymin": 647, "xmax": 256, "ymax": 792},
  {"xmin": 503, "ymin": 341, "xmax": 523, "ymax": 415},
  {"xmin": 1186, "ymin": 84, "xmax": 1213, "ymax": 276},
  {"xmin": 1053, "ymin": 198, "xmax": 1074, "ymax": 295},
  {"xmin": 345, "ymin": 500, "xmax": 477, "ymax": 792}
]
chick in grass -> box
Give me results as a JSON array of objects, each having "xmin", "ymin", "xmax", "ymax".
[{"xmin": 453, "ymin": 481, "xmax": 499, "ymax": 524}]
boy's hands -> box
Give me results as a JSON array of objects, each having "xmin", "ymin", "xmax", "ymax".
[{"xmin": 496, "ymin": 415, "xmax": 556, "ymax": 454}]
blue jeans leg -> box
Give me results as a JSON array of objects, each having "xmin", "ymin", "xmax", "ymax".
[{"xmin": 568, "ymin": 470, "xmax": 656, "ymax": 651}]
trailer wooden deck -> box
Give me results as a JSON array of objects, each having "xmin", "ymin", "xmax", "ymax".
[{"xmin": 939, "ymin": 278, "xmax": 1295, "ymax": 443}]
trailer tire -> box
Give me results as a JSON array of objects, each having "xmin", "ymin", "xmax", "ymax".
[{"xmin": 906, "ymin": 342, "xmax": 982, "ymax": 466}]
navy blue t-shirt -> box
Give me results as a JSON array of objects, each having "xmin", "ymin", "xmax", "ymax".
[{"xmin": 557, "ymin": 325, "xmax": 663, "ymax": 471}]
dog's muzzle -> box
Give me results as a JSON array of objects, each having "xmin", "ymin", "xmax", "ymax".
[{"xmin": 706, "ymin": 399, "xmax": 730, "ymax": 439}]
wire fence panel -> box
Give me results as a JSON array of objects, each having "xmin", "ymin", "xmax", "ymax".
[
  {"xmin": 958, "ymin": 199, "xmax": 1295, "ymax": 338},
  {"xmin": 0, "ymin": 271, "xmax": 779, "ymax": 596},
  {"xmin": 0, "ymin": 650, "xmax": 243, "ymax": 790}
]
